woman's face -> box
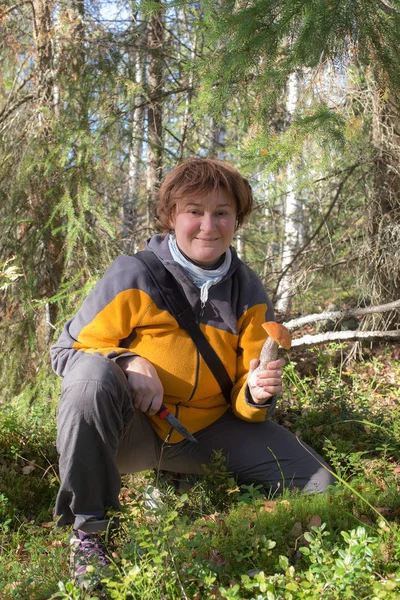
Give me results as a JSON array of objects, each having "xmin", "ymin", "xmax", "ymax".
[{"xmin": 169, "ymin": 188, "xmax": 237, "ymax": 267}]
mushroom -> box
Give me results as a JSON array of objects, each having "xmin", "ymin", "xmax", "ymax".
[{"xmin": 248, "ymin": 321, "xmax": 292, "ymax": 387}]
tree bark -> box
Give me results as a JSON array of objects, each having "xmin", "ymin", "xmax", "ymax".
[
  {"xmin": 122, "ymin": 8, "xmax": 147, "ymax": 254},
  {"xmin": 31, "ymin": 0, "xmax": 64, "ymax": 341},
  {"xmin": 367, "ymin": 84, "xmax": 400, "ymax": 327},
  {"xmin": 285, "ymin": 298, "xmax": 400, "ymax": 330},
  {"xmin": 32, "ymin": 0, "xmax": 55, "ymax": 117},
  {"xmin": 275, "ymin": 72, "xmax": 303, "ymax": 314},
  {"xmin": 146, "ymin": 0, "xmax": 164, "ymax": 234},
  {"xmin": 291, "ymin": 329, "xmax": 400, "ymax": 348}
]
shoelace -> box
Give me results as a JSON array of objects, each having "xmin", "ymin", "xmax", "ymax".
[{"xmin": 74, "ymin": 532, "xmax": 111, "ymax": 574}]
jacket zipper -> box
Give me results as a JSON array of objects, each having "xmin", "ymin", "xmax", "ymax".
[
  {"xmin": 183, "ymin": 296, "xmax": 202, "ymax": 403},
  {"xmin": 186, "ymin": 347, "xmax": 200, "ymax": 402}
]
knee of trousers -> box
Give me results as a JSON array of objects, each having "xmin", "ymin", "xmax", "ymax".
[{"xmin": 59, "ymin": 353, "xmax": 131, "ymax": 415}]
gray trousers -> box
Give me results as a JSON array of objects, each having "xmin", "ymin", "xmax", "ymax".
[{"xmin": 55, "ymin": 354, "xmax": 334, "ymax": 531}]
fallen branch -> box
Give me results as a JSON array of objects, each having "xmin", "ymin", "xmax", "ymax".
[
  {"xmin": 284, "ymin": 299, "xmax": 400, "ymax": 330},
  {"xmin": 291, "ymin": 329, "xmax": 400, "ymax": 348}
]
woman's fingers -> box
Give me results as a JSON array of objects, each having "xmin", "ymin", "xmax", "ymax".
[{"xmin": 122, "ymin": 356, "xmax": 164, "ymax": 414}]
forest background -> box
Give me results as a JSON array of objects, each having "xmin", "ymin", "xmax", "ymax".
[{"xmin": 1, "ymin": 1, "xmax": 400, "ymax": 599}]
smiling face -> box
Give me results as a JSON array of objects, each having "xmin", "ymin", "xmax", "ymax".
[{"xmin": 169, "ymin": 188, "xmax": 237, "ymax": 267}]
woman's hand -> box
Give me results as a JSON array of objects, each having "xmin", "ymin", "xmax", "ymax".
[
  {"xmin": 247, "ymin": 358, "xmax": 286, "ymax": 404},
  {"xmin": 118, "ymin": 356, "xmax": 164, "ymax": 415}
]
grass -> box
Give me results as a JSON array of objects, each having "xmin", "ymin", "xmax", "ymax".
[{"xmin": 0, "ymin": 344, "xmax": 400, "ymax": 599}]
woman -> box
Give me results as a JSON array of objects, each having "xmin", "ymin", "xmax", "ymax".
[{"xmin": 51, "ymin": 158, "xmax": 333, "ymax": 588}]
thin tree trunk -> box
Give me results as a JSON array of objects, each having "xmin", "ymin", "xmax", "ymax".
[
  {"xmin": 209, "ymin": 116, "xmax": 226, "ymax": 158},
  {"xmin": 122, "ymin": 9, "xmax": 147, "ymax": 254},
  {"xmin": 236, "ymin": 231, "xmax": 247, "ymax": 262},
  {"xmin": 367, "ymin": 85, "xmax": 400, "ymax": 327},
  {"xmin": 31, "ymin": 0, "xmax": 64, "ymax": 341},
  {"xmin": 175, "ymin": 4, "xmax": 199, "ymax": 161},
  {"xmin": 275, "ymin": 72, "xmax": 303, "ymax": 314},
  {"xmin": 146, "ymin": 0, "xmax": 164, "ymax": 234},
  {"xmin": 32, "ymin": 0, "xmax": 54, "ymax": 118}
]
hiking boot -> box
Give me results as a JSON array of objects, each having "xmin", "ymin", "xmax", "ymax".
[{"xmin": 70, "ymin": 529, "xmax": 112, "ymax": 590}]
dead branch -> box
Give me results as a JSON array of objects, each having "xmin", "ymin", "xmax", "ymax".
[
  {"xmin": 0, "ymin": 94, "xmax": 36, "ymax": 127},
  {"xmin": 375, "ymin": 0, "xmax": 398, "ymax": 16},
  {"xmin": 285, "ymin": 299, "xmax": 400, "ymax": 330},
  {"xmin": 272, "ymin": 164, "xmax": 359, "ymax": 299},
  {"xmin": 1, "ymin": 1, "xmax": 33, "ymax": 18},
  {"xmin": 291, "ymin": 329, "xmax": 400, "ymax": 348},
  {"xmin": 120, "ymin": 85, "xmax": 193, "ymax": 114}
]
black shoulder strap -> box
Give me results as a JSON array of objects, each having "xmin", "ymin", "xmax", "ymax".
[{"xmin": 135, "ymin": 250, "xmax": 233, "ymax": 404}]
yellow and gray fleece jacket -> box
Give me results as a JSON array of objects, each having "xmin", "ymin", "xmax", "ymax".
[{"xmin": 50, "ymin": 234, "xmax": 275, "ymax": 443}]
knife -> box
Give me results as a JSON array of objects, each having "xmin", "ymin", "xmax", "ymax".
[{"xmin": 157, "ymin": 403, "xmax": 197, "ymax": 443}]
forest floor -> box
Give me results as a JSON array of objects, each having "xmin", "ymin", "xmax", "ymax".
[{"xmin": 0, "ymin": 341, "xmax": 400, "ymax": 599}]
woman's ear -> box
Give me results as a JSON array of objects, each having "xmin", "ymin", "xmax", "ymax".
[{"xmin": 167, "ymin": 206, "xmax": 176, "ymax": 231}]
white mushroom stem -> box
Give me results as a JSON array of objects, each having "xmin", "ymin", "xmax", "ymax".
[
  {"xmin": 259, "ymin": 336, "xmax": 279, "ymax": 366},
  {"xmin": 247, "ymin": 337, "xmax": 279, "ymax": 387}
]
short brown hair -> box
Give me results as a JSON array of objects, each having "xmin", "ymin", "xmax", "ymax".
[{"xmin": 156, "ymin": 158, "xmax": 253, "ymax": 232}]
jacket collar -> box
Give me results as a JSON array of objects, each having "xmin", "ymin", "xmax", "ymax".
[{"xmin": 145, "ymin": 234, "xmax": 241, "ymax": 280}]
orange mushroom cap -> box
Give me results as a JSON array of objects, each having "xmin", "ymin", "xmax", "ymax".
[{"xmin": 262, "ymin": 321, "xmax": 292, "ymax": 350}]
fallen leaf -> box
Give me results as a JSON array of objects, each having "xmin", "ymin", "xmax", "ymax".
[
  {"xmin": 262, "ymin": 500, "xmax": 278, "ymax": 513},
  {"xmin": 307, "ymin": 515, "xmax": 322, "ymax": 530},
  {"xmin": 376, "ymin": 506, "xmax": 392, "ymax": 516},
  {"xmin": 359, "ymin": 515, "xmax": 373, "ymax": 525},
  {"xmin": 22, "ymin": 461, "xmax": 36, "ymax": 475},
  {"xmin": 208, "ymin": 550, "xmax": 227, "ymax": 567},
  {"xmin": 40, "ymin": 521, "xmax": 54, "ymax": 529},
  {"xmin": 289, "ymin": 521, "xmax": 303, "ymax": 539}
]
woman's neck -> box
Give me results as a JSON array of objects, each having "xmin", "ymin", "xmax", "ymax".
[{"xmin": 177, "ymin": 246, "xmax": 226, "ymax": 270}]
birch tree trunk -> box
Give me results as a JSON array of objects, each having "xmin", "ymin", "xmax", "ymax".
[
  {"xmin": 236, "ymin": 232, "xmax": 247, "ymax": 262},
  {"xmin": 146, "ymin": 0, "xmax": 164, "ymax": 234},
  {"xmin": 122, "ymin": 8, "xmax": 147, "ymax": 254},
  {"xmin": 275, "ymin": 72, "xmax": 303, "ymax": 314}
]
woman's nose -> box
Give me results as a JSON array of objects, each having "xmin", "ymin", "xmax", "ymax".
[{"xmin": 200, "ymin": 213, "xmax": 215, "ymax": 231}]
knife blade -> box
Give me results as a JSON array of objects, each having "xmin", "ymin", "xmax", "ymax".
[{"xmin": 157, "ymin": 403, "xmax": 198, "ymax": 443}]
